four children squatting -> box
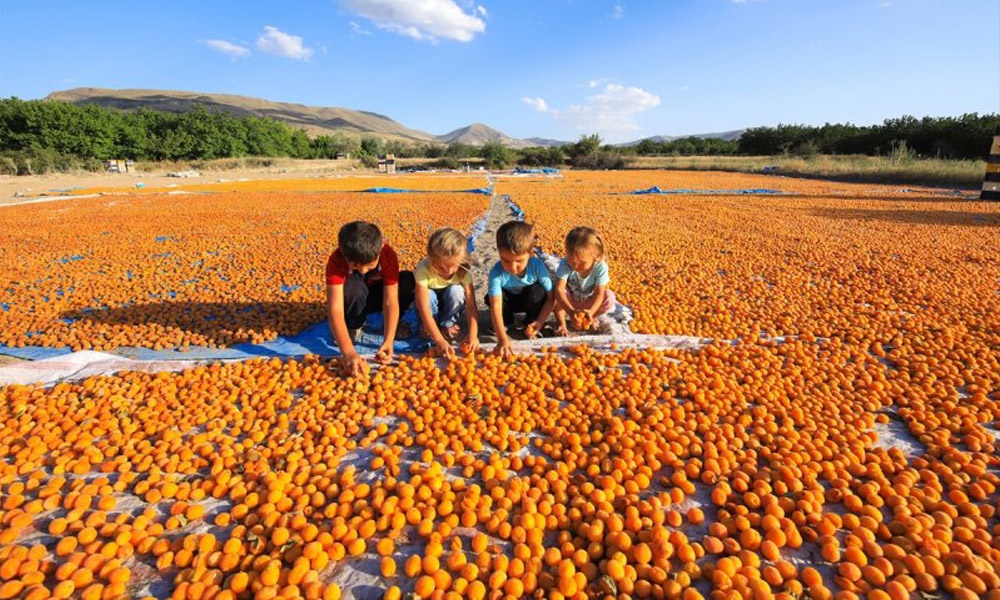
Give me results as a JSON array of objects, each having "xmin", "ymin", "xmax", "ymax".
[{"xmin": 325, "ymin": 220, "xmax": 616, "ymax": 375}]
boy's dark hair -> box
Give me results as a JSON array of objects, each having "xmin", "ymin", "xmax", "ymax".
[
  {"xmin": 338, "ymin": 221, "xmax": 383, "ymax": 264},
  {"xmin": 496, "ymin": 221, "xmax": 535, "ymax": 254}
]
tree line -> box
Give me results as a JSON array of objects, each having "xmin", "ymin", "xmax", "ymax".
[
  {"xmin": 736, "ymin": 114, "xmax": 999, "ymax": 159},
  {"xmin": 1, "ymin": 97, "xmax": 996, "ymax": 175}
]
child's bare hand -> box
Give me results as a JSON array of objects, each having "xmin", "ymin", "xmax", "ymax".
[
  {"xmin": 493, "ymin": 341, "xmax": 514, "ymax": 359},
  {"xmin": 435, "ymin": 339, "xmax": 456, "ymax": 360},
  {"xmin": 555, "ymin": 323, "xmax": 569, "ymax": 337},
  {"xmin": 524, "ymin": 322, "xmax": 543, "ymax": 339},
  {"xmin": 461, "ymin": 336, "xmax": 479, "ymax": 356},
  {"xmin": 374, "ymin": 344, "xmax": 394, "ymax": 365},
  {"xmin": 339, "ymin": 353, "xmax": 369, "ymax": 377},
  {"xmin": 442, "ymin": 323, "xmax": 461, "ymax": 341}
]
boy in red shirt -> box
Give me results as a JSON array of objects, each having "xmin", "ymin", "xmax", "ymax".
[{"xmin": 325, "ymin": 221, "xmax": 415, "ymax": 375}]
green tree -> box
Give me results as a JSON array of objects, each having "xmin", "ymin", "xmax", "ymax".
[
  {"xmin": 360, "ymin": 136, "xmax": 384, "ymax": 156},
  {"xmin": 517, "ymin": 146, "xmax": 563, "ymax": 167},
  {"xmin": 311, "ymin": 134, "xmax": 359, "ymax": 158},
  {"xmin": 634, "ymin": 138, "xmax": 661, "ymax": 155},
  {"xmin": 289, "ymin": 129, "xmax": 312, "ymax": 158},
  {"xmin": 444, "ymin": 142, "xmax": 476, "ymax": 159},
  {"xmin": 569, "ymin": 133, "xmax": 602, "ymax": 160},
  {"xmin": 480, "ymin": 141, "xmax": 513, "ymax": 168}
]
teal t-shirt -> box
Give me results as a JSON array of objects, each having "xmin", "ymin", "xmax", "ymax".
[
  {"xmin": 555, "ymin": 259, "xmax": 610, "ymax": 300},
  {"xmin": 488, "ymin": 256, "xmax": 553, "ymax": 297}
]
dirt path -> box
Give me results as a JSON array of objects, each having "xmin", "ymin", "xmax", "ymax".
[
  {"xmin": 0, "ymin": 159, "xmax": 365, "ymax": 206},
  {"xmin": 469, "ymin": 193, "xmax": 521, "ymax": 340}
]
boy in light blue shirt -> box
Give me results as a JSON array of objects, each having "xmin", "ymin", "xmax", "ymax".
[{"xmin": 487, "ymin": 221, "xmax": 554, "ymax": 357}]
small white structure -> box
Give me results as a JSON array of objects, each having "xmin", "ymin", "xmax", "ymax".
[{"xmin": 103, "ymin": 159, "xmax": 134, "ymax": 173}]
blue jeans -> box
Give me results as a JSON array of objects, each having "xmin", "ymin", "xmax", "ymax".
[{"xmin": 427, "ymin": 285, "xmax": 466, "ymax": 328}]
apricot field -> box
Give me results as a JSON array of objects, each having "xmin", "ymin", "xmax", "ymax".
[
  {"xmin": 1, "ymin": 170, "xmax": 999, "ymax": 600},
  {"xmin": 0, "ymin": 187, "xmax": 488, "ymax": 351},
  {"xmin": 68, "ymin": 175, "xmax": 491, "ymax": 197}
]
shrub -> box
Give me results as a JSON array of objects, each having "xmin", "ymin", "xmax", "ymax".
[
  {"xmin": 427, "ymin": 157, "xmax": 462, "ymax": 170},
  {"xmin": 0, "ymin": 148, "xmax": 101, "ymax": 175},
  {"xmin": 571, "ymin": 150, "xmax": 629, "ymax": 170}
]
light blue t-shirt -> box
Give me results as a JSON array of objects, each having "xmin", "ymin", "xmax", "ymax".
[
  {"xmin": 488, "ymin": 256, "xmax": 553, "ymax": 297},
  {"xmin": 555, "ymin": 259, "xmax": 610, "ymax": 301}
]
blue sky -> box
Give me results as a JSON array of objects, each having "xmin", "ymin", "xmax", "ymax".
[{"xmin": 1, "ymin": 0, "xmax": 997, "ymax": 143}]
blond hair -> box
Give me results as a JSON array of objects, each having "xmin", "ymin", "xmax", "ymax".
[
  {"xmin": 565, "ymin": 226, "xmax": 604, "ymax": 259},
  {"xmin": 427, "ymin": 228, "xmax": 470, "ymax": 269},
  {"xmin": 496, "ymin": 221, "xmax": 536, "ymax": 254}
]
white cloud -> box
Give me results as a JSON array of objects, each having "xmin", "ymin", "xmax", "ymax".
[
  {"xmin": 522, "ymin": 97, "xmax": 551, "ymax": 113},
  {"xmin": 256, "ymin": 26, "xmax": 314, "ymax": 60},
  {"xmin": 476, "ymin": 5, "xmax": 488, "ymax": 17},
  {"xmin": 341, "ymin": 0, "xmax": 486, "ymax": 42},
  {"xmin": 680, "ymin": 85, "xmax": 690, "ymax": 92},
  {"xmin": 350, "ymin": 21, "xmax": 372, "ymax": 35},
  {"xmin": 879, "ymin": 1, "xmax": 891, "ymax": 7},
  {"xmin": 204, "ymin": 39, "xmax": 251, "ymax": 59},
  {"xmin": 613, "ymin": 3, "xmax": 624, "ymax": 19},
  {"xmin": 525, "ymin": 83, "xmax": 660, "ymax": 141}
]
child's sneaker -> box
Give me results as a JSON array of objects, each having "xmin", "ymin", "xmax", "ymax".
[{"xmin": 349, "ymin": 327, "xmax": 365, "ymax": 342}]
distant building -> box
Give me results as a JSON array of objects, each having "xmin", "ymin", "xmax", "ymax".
[
  {"xmin": 334, "ymin": 152, "xmax": 349, "ymax": 160},
  {"xmin": 378, "ymin": 154, "xmax": 396, "ymax": 174},
  {"xmin": 103, "ymin": 159, "xmax": 134, "ymax": 173}
]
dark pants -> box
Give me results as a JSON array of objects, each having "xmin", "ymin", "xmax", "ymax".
[
  {"xmin": 343, "ymin": 271, "xmax": 415, "ymax": 329},
  {"xmin": 487, "ymin": 283, "xmax": 547, "ymax": 329}
]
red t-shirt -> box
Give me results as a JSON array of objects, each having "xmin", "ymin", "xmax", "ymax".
[{"xmin": 325, "ymin": 243, "xmax": 400, "ymax": 287}]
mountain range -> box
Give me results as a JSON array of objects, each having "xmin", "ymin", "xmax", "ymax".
[{"xmin": 46, "ymin": 88, "xmax": 742, "ymax": 148}]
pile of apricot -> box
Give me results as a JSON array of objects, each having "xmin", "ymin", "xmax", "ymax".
[
  {"xmin": 0, "ymin": 330, "xmax": 997, "ymax": 598},
  {"xmin": 0, "ymin": 188, "xmax": 487, "ymax": 352},
  {"xmin": 73, "ymin": 174, "xmax": 490, "ymax": 197}
]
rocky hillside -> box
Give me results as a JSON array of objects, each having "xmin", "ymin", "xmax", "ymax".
[{"xmin": 47, "ymin": 88, "xmax": 443, "ymax": 143}]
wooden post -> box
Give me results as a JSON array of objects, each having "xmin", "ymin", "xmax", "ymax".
[{"xmin": 982, "ymin": 126, "xmax": 1000, "ymax": 201}]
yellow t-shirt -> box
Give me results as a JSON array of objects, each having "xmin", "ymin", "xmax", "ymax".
[{"xmin": 414, "ymin": 257, "xmax": 472, "ymax": 289}]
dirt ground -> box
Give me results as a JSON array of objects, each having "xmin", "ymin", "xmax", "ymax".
[{"xmin": 0, "ymin": 159, "xmax": 368, "ymax": 206}]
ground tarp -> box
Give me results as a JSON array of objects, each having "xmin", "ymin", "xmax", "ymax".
[
  {"xmin": 0, "ymin": 310, "xmax": 429, "ymax": 362},
  {"xmin": 364, "ymin": 187, "xmax": 492, "ymax": 195},
  {"xmin": 630, "ymin": 186, "xmax": 783, "ymax": 195}
]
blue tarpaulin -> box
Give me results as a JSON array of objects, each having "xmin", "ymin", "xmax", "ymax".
[
  {"xmin": 466, "ymin": 214, "xmax": 488, "ymax": 253},
  {"xmin": 514, "ymin": 168, "xmax": 560, "ymax": 175},
  {"xmin": 364, "ymin": 187, "xmax": 409, "ymax": 193},
  {"xmin": 504, "ymin": 196, "xmax": 525, "ymax": 220},
  {"xmin": 363, "ymin": 187, "xmax": 493, "ymax": 195},
  {"xmin": 630, "ymin": 187, "xmax": 782, "ymax": 195},
  {"xmin": 0, "ymin": 309, "xmax": 430, "ymax": 362}
]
